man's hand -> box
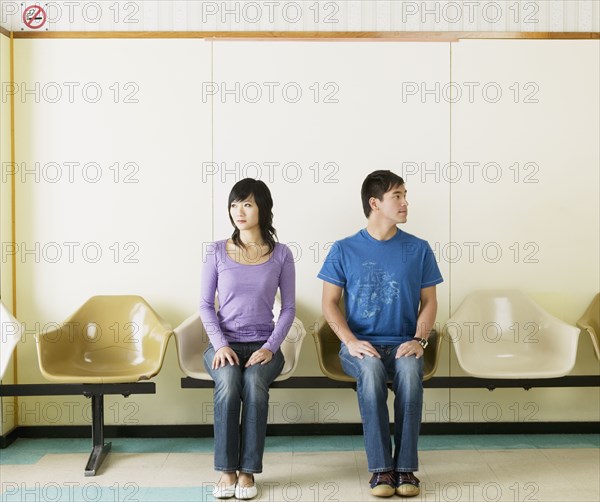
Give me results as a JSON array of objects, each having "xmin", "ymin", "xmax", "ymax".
[
  {"xmin": 212, "ymin": 346, "xmax": 240, "ymax": 369},
  {"xmin": 245, "ymin": 348, "xmax": 274, "ymax": 367},
  {"xmin": 346, "ymin": 339, "xmax": 380, "ymax": 359},
  {"xmin": 395, "ymin": 340, "xmax": 424, "ymax": 359}
]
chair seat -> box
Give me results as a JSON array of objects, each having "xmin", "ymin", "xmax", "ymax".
[
  {"xmin": 36, "ymin": 296, "xmax": 173, "ymax": 384},
  {"xmin": 445, "ymin": 290, "xmax": 581, "ymax": 379}
]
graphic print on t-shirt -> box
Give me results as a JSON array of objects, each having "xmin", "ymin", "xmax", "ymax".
[{"xmin": 355, "ymin": 261, "xmax": 400, "ymax": 319}]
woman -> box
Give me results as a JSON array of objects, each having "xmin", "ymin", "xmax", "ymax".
[{"xmin": 200, "ymin": 178, "xmax": 296, "ymax": 500}]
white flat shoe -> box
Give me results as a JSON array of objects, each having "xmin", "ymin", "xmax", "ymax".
[
  {"xmin": 235, "ymin": 476, "xmax": 258, "ymax": 500},
  {"xmin": 212, "ymin": 482, "xmax": 236, "ymax": 499}
]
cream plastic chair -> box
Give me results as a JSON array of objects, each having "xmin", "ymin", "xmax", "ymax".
[
  {"xmin": 577, "ymin": 293, "xmax": 600, "ymax": 360},
  {"xmin": 444, "ymin": 290, "xmax": 581, "ymax": 379},
  {"xmin": 313, "ymin": 315, "xmax": 442, "ymax": 382},
  {"xmin": 1, "ymin": 301, "xmax": 22, "ymax": 381},
  {"xmin": 36, "ymin": 295, "xmax": 173, "ymax": 383},
  {"xmin": 174, "ymin": 299, "xmax": 306, "ymax": 381}
]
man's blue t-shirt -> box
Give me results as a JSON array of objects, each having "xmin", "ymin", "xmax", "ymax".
[{"xmin": 318, "ymin": 228, "xmax": 443, "ymax": 345}]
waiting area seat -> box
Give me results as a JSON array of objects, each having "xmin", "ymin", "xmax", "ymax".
[
  {"xmin": 174, "ymin": 300, "xmax": 307, "ymax": 381},
  {"xmin": 1, "ymin": 301, "xmax": 22, "ymax": 381},
  {"xmin": 577, "ymin": 293, "xmax": 600, "ymax": 360},
  {"xmin": 313, "ymin": 315, "xmax": 442, "ymax": 382},
  {"xmin": 35, "ymin": 295, "xmax": 173, "ymax": 475},
  {"xmin": 36, "ymin": 295, "xmax": 173, "ymax": 384},
  {"xmin": 444, "ymin": 290, "xmax": 581, "ymax": 379}
]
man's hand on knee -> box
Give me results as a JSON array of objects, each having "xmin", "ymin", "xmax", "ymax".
[
  {"xmin": 346, "ymin": 339, "xmax": 380, "ymax": 359},
  {"xmin": 395, "ymin": 340, "xmax": 424, "ymax": 359}
]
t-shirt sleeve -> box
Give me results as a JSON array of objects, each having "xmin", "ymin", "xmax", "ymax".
[
  {"xmin": 421, "ymin": 242, "xmax": 443, "ymax": 288},
  {"xmin": 317, "ymin": 241, "xmax": 346, "ymax": 287}
]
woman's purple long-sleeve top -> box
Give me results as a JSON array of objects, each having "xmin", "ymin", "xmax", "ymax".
[{"xmin": 199, "ymin": 240, "xmax": 296, "ymax": 353}]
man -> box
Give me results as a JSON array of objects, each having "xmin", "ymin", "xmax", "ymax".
[{"xmin": 318, "ymin": 170, "xmax": 443, "ymax": 497}]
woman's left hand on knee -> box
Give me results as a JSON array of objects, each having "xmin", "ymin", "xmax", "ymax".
[{"xmin": 245, "ymin": 348, "xmax": 274, "ymax": 367}]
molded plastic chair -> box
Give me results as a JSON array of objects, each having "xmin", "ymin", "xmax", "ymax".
[
  {"xmin": 577, "ymin": 293, "xmax": 600, "ymax": 360},
  {"xmin": 444, "ymin": 290, "xmax": 580, "ymax": 379},
  {"xmin": 1, "ymin": 301, "xmax": 22, "ymax": 381},
  {"xmin": 313, "ymin": 312, "xmax": 442, "ymax": 382},
  {"xmin": 35, "ymin": 295, "xmax": 172, "ymax": 476},
  {"xmin": 174, "ymin": 300, "xmax": 306, "ymax": 381},
  {"xmin": 36, "ymin": 295, "xmax": 173, "ymax": 384}
]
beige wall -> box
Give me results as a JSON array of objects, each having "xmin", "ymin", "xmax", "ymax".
[{"xmin": 1, "ymin": 38, "xmax": 598, "ymax": 429}]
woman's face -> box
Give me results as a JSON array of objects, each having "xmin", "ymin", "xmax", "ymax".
[{"xmin": 230, "ymin": 194, "xmax": 260, "ymax": 232}]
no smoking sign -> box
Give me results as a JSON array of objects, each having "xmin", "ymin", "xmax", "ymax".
[{"xmin": 21, "ymin": 3, "xmax": 48, "ymax": 30}]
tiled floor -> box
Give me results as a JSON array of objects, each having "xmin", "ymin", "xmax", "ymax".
[{"xmin": 0, "ymin": 435, "xmax": 598, "ymax": 501}]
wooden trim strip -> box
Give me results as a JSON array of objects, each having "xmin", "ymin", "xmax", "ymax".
[
  {"xmin": 8, "ymin": 30, "xmax": 600, "ymax": 40},
  {"xmin": 0, "ymin": 26, "xmax": 10, "ymax": 38},
  {"xmin": 9, "ymin": 35, "xmax": 16, "ymax": 320},
  {"xmin": 9, "ymin": 31, "xmax": 19, "ymax": 424}
]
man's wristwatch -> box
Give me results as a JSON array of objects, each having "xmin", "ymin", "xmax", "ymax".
[{"xmin": 413, "ymin": 337, "xmax": 428, "ymax": 349}]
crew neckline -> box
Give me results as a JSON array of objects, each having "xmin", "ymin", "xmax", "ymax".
[{"xmin": 360, "ymin": 227, "xmax": 401, "ymax": 244}]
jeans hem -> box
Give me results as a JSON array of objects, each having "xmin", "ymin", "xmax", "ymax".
[
  {"xmin": 239, "ymin": 468, "xmax": 262, "ymax": 474},
  {"xmin": 395, "ymin": 468, "xmax": 419, "ymax": 473},
  {"xmin": 368, "ymin": 467, "xmax": 394, "ymax": 473},
  {"xmin": 215, "ymin": 467, "xmax": 239, "ymax": 472}
]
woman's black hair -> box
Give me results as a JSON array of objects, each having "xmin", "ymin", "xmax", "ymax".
[{"xmin": 228, "ymin": 178, "xmax": 278, "ymax": 254}]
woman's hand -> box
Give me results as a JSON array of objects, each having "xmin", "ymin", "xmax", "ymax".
[
  {"xmin": 245, "ymin": 348, "xmax": 274, "ymax": 367},
  {"xmin": 212, "ymin": 346, "xmax": 240, "ymax": 369}
]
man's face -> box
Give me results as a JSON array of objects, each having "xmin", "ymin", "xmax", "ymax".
[{"xmin": 372, "ymin": 184, "xmax": 408, "ymax": 224}]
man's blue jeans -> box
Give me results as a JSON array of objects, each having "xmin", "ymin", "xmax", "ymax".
[
  {"xmin": 204, "ymin": 342, "xmax": 284, "ymax": 473},
  {"xmin": 339, "ymin": 343, "xmax": 423, "ymax": 473}
]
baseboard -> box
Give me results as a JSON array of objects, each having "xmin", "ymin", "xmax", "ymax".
[
  {"xmin": 1, "ymin": 421, "xmax": 598, "ymax": 446},
  {"xmin": 0, "ymin": 426, "xmax": 19, "ymax": 448}
]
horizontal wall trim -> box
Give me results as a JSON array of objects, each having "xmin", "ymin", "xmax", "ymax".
[
  {"xmin": 2, "ymin": 422, "xmax": 598, "ymax": 448},
  {"xmin": 8, "ymin": 31, "xmax": 600, "ymax": 40}
]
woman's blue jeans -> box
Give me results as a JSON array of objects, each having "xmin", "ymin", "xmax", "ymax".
[
  {"xmin": 204, "ymin": 342, "xmax": 284, "ymax": 474},
  {"xmin": 339, "ymin": 343, "xmax": 423, "ymax": 473}
]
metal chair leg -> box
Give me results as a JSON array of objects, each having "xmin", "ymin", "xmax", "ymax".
[{"xmin": 84, "ymin": 393, "xmax": 112, "ymax": 476}]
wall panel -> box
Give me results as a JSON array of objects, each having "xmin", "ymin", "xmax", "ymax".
[
  {"xmin": 12, "ymin": 39, "xmax": 213, "ymax": 425},
  {"xmin": 450, "ymin": 39, "xmax": 600, "ymax": 421},
  {"xmin": 212, "ymin": 41, "xmax": 451, "ymax": 423}
]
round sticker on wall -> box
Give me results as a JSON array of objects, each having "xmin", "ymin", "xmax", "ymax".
[{"xmin": 22, "ymin": 4, "xmax": 47, "ymax": 30}]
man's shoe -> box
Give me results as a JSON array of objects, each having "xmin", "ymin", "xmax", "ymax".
[
  {"xmin": 369, "ymin": 471, "xmax": 396, "ymax": 497},
  {"xmin": 396, "ymin": 472, "xmax": 420, "ymax": 497}
]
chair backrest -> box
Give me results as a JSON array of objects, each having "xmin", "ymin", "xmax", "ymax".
[
  {"xmin": 1, "ymin": 301, "xmax": 21, "ymax": 381},
  {"xmin": 577, "ymin": 293, "xmax": 600, "ymax": 360},
  {"xmin": 174, "ymin": 313, "xmax": 211, "ymax": 380},
  {"xmin": 51, "ymin": 295, "xmax": 171, "ymax": 355},
  {"xmin": 313, "ymin": 314, "xmax": 354, "ymax": 382},
  {"xmin": 445, "ymin": 290, "xmax": 581, "ymax": 378},
  {"xmin": 446, "ymin": 290, "xmax": 580, "ymax": 353},
  {"xmin": 36, "ymin": 295, "xmax": 173, "ymax": 383},
  {"xmin": 275, "ymin": 317, "xmax": 306, "ymax": 381}
]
